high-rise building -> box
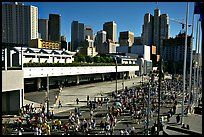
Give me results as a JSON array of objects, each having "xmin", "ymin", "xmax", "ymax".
[
  {"xmin": 71, "ymin": 21, "xmax": 85, "ymax": 51},
  {"xmin": 103, "ymin": 21, "xmax": 117, "ymax": 42},
  {"xmin": 84, "ymin": 25, "xmax": 93, "ymax": 40},
  {"xmin": 141, "ymin": 13, "xmax": 153, "ymax": 45},
  {"xmin": 142, "ymin": 8, "xmax": 170, "ymax": 55},
  {"xmin": 134, "ymin": 37, "xmax": 142, "ymax": 45},
  {"xmin": 2, "ymin": 2, "xmax": 38, "ymax": 45},
  {"xmin": 160, "ymin": 14, "xmax": 170, "ymax": 51},
  {"xmin": 38, "ymin": 19, "xmax": 48, "ymax": 41},
  {"xmin": 61, "ymin": 35, "xmax": 67, "ymax": 50},
  {"xmin": 48, "ymin": 14, "xmax": 61, "ymax": 42},
  {"xmin": 119, "ymin": 31, "xmax": 134, "ymax": 46},
  {"xmin": 153, "ymin": 8, "xmax": 160, "ymax": 50},
  {"xmin": 95, "ymin": 30, "xmax": 107, "ymax": 53},
  {"xmin": 163, "ymin": 33, "xmax": 192, "ymax": 73}
]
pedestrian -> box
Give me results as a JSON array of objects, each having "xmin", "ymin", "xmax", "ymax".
[
  {"xmin": 76, "ymin": 98, "xmax": 79, "ymax": 105},
  {"xmin": 58, "ymin": 100, "xmax": 62, "ymax": 108},
  {"xmin": 55, "ymin": 94, "xmax": 58, "ymax": 104},
  {"xmin": 176, "ymin": 114, "xmax": 180, "ymax": 123}
]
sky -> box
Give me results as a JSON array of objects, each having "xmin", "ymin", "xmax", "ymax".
[{"xmin": 7, "ymin": 2, "xmax": 201, "ymax": 50}]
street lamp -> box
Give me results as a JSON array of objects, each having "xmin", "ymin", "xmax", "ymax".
[
  {"xmin": 115, "ymin": 57, "xmax": 118, "ymax": 93},
  {"xmin": 47, "ymin": 74, "xmax": 49, "ymax": 116}
]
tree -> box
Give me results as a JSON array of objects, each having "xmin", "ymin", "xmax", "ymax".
[
  {"xmin": 93, "ymin": 56, "xmax": 100, "ymax": 63},
  {"xmin": 85, "ymin": 56, "xmax": 93, "ymax": 63},
  {"xmin": 75, "ymin": 54, "xmax": 86, "ymax": 63},
  {"xmin": 100, "ymin": 57, "xmax": 106, "ymax": 63}
]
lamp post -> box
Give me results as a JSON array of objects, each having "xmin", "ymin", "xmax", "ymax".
[
  {"xmin": 115, "ymin": 57, "xmax": 118, "ymax": 93},
  {"xmin": 122, "ymin": 72, "xmax": 124, "ymax": 91},
  {"xmin": 47, "ymin": 74, "xmax": 49, "ymax": 116},
  {"xmin": 181, "ymin": 2, "xmax": 189, "ymax": 125}
]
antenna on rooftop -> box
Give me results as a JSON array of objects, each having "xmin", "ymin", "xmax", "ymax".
[{"xmin": 156, "ymin": 2, "xmax": 158, "ymax": 9}]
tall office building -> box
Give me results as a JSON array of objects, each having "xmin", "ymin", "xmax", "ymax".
[
  {"xmin": 141, "ymin": 13, "xmax": 153, "ymax": 46},
  {"xmin": 2, "ymin": 2, "xmax": 38, "ymax": 45},
  {"xmin": 84, "ymin": 25, "xmax": 93, "ymax": 40},
  {"xmin": 142, "ymin": 8, "xmax": 170, "ymax": 55},
  {"xmin": 61, "ymin": 35, "xmax": 68, "ymax": 50},
  {"xmin": 103, "ymin": 21, "xmax": 117, "ymax": 42},
  {"xmin": 160, "ymin": 14, "xmax": 170, "ymax": 51},
  {"xmin": 119, "ymin": 31, "xmax": 134, "ymax": 46},
  {"xmin": 48, "ymin": 14, "xmax": 61, "ymax": 41},
  {"xmin": 153, "ymin": 8, "xmax": 160, "ymax": 50},
  {"xmin": 95, "ymin": 30, "xmax": 107, "ymax": 53},
  {"xmin": 163, "ymin": 33, "xmax": 192, "ymax": 73},
  {"xmin": 38, "ymin": 19, "xmax": 48, "ymax": 41},
  {"xmin": 71, "ymin": 21, "xmax": 85, "ymax": 51}
]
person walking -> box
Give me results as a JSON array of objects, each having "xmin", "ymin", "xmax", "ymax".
[
  {"xmin": 76, "ymin": 98, "xmax": 79, "ymax": 105},
  {"xmin": 176, "ymin": 114, "xmax": 180, "ymax": 123},
  {"xmin": 58, "ymin": 100, "xmax": 62, "ymax": 108}
]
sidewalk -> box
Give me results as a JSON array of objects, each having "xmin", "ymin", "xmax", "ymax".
[{"xmin": 163, "ymin": 102, "xmax": 202, "ymax": 135}]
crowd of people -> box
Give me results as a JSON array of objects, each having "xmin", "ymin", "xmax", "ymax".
[{"xmin": 4, "ymin": 74, "xmax": 194, "ymax": 135}]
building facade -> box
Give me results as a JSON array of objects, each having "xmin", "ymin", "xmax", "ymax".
[
  {"xmin": 142, "ymin": 8, "xmax": 170, "ymax": 55},
  {"xmin": 48, "ymin": 14, "xmax": 61, "ymax": 42},
  {"xmin": 84, "ymin": 25, "xmax": 93, "ymax": 40},
  {"xmin": 71, "ymin": 21, "xmax": 85, "ymax": 51},
  {"xmin": 2, "ymin": 2, "xmax": 38, "ymax": 45},
  {"xmin": 38, "ymin": 19, "xmax": 48, "ymax": 41},
  {"xmin": 119, "ymin": 31, "xmax": 134, "ymax": 46},
  {"xmin": 29, "ymin": 38, "xmax": 61, "ymax": 50},
  {"xmin": 163, "ymin": 33, "xmax": 192, "ymax": 73},
  {"xmin": 95, "ymin": 30, "xmax": 107, "ymax": 54},
  {"xmin": 134, "ymin": 37, "xmax": 142, "ymax": 45},
  {"xmin": 103, "ymin": 21, "xmax": 117, "ymax": 43},
  {"xmin": 61, "ymin": 35, "xmax": 68, "ymax": 50},
  {"xmin": 142, "ymin": 13, "xmax": 153, "ymax": 46}
]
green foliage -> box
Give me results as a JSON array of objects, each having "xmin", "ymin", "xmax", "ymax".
[
  {"xmin": 85, "ymin": 56, "xmax": 93, "ymax": 63},
  {"xmin": 93, "ymin": 56, "xmax": 100, "ymax": 63}
]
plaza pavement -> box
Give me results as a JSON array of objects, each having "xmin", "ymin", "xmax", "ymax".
[{"xmin": 24, "ymin": 76, "xmax": 145, "ymax": 115}]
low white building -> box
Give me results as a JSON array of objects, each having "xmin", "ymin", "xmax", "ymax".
[{"xmin": 10, "ymin": 47, "xmax": 74, "ymax": 66}]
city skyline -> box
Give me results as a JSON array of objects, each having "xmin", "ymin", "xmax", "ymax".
[{"xmin": 21, "ymin": 2, "xmax": 196, "ymax": 43}]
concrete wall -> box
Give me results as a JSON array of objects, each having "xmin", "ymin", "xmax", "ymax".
[
  {"xmin": 2, "ymin": 90, "xmax": 23, "ymax": 115},
  {"xmin": 2, "ymin": 70, "xmax": 24, "ymax": 92},
  {"xmin": 2, "ymin": 70, "xmax": 24, "ymax": 114},
  {"xmin": 23, "ymin": 66, "xmax": 139, "ymax": 78}
]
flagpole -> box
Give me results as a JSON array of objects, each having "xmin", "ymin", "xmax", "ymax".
[
  {"xmin": 196, "ymin": 21, "xmax": 201, "ymax": 106},
  {"xmin": 187, "ymin": 9, "xmax": 194, "ymax": 112},
  {"xmin": 180, "ymin": 2, "xmax": 189, "ymax": 125},
  {"xmin": 193, "ymin": 16, "xmax": 199, "ymax": 105}
]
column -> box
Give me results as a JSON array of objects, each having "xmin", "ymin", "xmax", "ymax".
[
  {"xmin": 37, "ymin": 77, "xmax": 42, "ymax": 91},
  {"xmin": 101, "ymin": 74, "xmax": 105, "ymax": 81},
  {"xmin": 76, "ymin": 75, "xmax": 80, "ymax": 85}
]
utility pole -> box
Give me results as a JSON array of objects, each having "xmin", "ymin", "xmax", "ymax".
[
  {"xmin": 181, "ymin": 2, "xmax": 189, "ymax": 125},
  {"xmin": 47, "ymin": 74, "xmax": 49, "ymax": 116}
]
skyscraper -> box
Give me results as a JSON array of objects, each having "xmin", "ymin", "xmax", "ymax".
[
  {"xmin": 153, "ymin": 8, "xmax": 160, "ymax": 50},
  {"xmin": 119, "ymin": 31, "xmax": 134, "ymax": 46},
  {"xmin": 95, "ymin": 30, "xmax": 107, "ymax": 53},
  {"xmin": 2, "ymin": 2, "xmax": 38, "ymax": 45},
  {"xmin": 160, "ymin": 14, "xmax": 170, "ymax": 51},
  {"xmin": 48, "ymin": 14, "xmax": 61, "ymax": 41},
  {"xmin": 142, "ymin": 8, "xmax": 170, "ymax": 55},
  {"xmin": 141, "ymin": 13, "xmax": 153, "ymax": 46},
  {"xmin": 103, "ymin": 21, "xmax": 117, "ymax": 42},
  {"xmin": 38, "ymin": 19, "xmax": 48, "ymax": 41},
  {"xmin": 71, "ymin": 21, "xmax": 85, "ymax": 51},
  {"xmin": 84, "ymin": 25, "xmax": 93, "ymax": 40}
]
